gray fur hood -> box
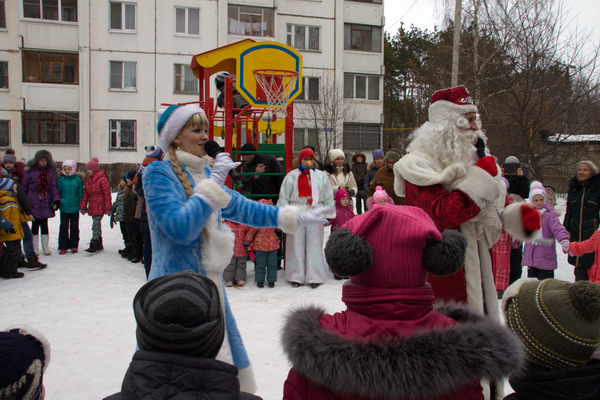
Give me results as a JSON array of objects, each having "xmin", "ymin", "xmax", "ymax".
[{"xmin": 281, "ymin": 303, "xmax": 525, "ymax": 399}]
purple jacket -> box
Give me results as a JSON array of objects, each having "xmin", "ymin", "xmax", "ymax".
[
  {"xmin": 522, "ymin": 204, "xmax": 569, "ymax": 270},
  {"xmin": 22, "ymin": 164, "xmax": 60, "ymax": 219}
]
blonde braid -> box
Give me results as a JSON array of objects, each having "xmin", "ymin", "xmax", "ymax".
[{"xmin": 169, "ymin": 145, "xmax": 193, "ymax": 197}]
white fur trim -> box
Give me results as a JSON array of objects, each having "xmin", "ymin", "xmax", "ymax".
[
  {"xmin": 454, "ymin": 165, "xmax": 501, "ymax": 210},
  {"xmin": 428, "ymin": 99, "xmax": 478, "ymax": 122},
  {"xmin": 193, "ymin": 179, "xmax": 231, "ymax": 210},
  {"xmin": 157, "ymin": 104, "xmax": 205, "ymax": 151},
  {"xmin": 501, "ymin": 278, "xmax": 537, "ymax": 312},
  {"xmin": 3, "ymin": 324, "xmax": 52, "ymax": 372},
  {"xmin": 502, "ymin": 202, "xmax": 539, "ymax": 243},
  {"xmin": 310, "ymin": 169, "xmax": 320, "ymax": 205},
  {"xmin": 237, "ymin": 366, "xmax": 258, "ymax": 394},
  {"xmin": 278, "ymin": 205, "xmax": 299, "ymax": 234},
  {"xmin": 201, "ymin": 222, "xmax": 234, "ymax": 272}
]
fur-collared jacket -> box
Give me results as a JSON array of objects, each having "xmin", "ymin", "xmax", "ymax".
[
  {"xmin": 351, "ymin": 152, "xmax": 367, "ymax": 191},
  {"xmin": 281, "ymin": 284, "xmax": 524, "ymax": 400}
]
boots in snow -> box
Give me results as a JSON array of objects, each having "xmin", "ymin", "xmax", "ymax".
[
  {"xmin": 97, "ymin": 238, "xmax": 104, "ymax": 251},
  {"xmin": 41, "ymin": 234, "xmax": 52, "ymax": 255},
  {"xmin": 85, "ymin": 239, "xmax": 99, "ymax": 253},
  {"xmin": 32, "ymin": 234, "xmax": 40, "ymax": 256},
  {"xmin": 21, "ymin": 255, "xmax": 47, "ymax": 270}
]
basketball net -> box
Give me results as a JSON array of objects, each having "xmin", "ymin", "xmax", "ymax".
[{"xmin": 253, "ymin": 69, "xmax": 299, "ymax": 121}]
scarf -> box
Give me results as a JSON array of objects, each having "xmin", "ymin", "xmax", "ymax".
[
  {"xmin": 37, "ymin": 167, "xmax": 49, "ymax": 199},
  {"xmin": 298, "ymin": 164, "xmax": 315, "ymax": 205}
]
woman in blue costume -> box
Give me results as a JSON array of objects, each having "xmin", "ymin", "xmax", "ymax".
[{"xmin": 143, "ymin": 104, "xmax": 326, "ymax": 393}]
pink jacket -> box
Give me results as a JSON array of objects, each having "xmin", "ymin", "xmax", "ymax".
[
  {"xmin": 79, "ymin": 170, "xmax": 112, "ymax": 216},
  {"xmin": 224, "ymin": 220, "xmax": 251, "ymax": 257},
  {"xmin": 569, "ymin": 230, "xmax": 600, "ymax": 283}
]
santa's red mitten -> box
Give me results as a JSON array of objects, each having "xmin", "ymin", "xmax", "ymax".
[
  {"xmin": 474, "ymin": 156, "xmax": 498, "ymax": 177},
  {"xmin": 520, "ymin": 204, "xmax": 541, "ymax": 235}
]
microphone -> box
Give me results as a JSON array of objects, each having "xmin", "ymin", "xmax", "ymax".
[
  {"xmin": 204, "ymin": 140, "xmax": 242, "ymax": 185},
  {"xmin": 474, "ymin": 137, "xmax": 486, "ymax": 159}
]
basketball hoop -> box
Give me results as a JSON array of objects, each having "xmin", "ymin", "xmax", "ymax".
[{"xmin": 253, "ymin": 69, "xmax": 299, "ymax": 121}]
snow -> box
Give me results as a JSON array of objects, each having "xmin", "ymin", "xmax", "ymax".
[{"xmin": 0, "ymin": 196, "xmax": 575, "ymax": 399}]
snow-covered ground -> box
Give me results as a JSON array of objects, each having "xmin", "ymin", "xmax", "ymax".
[{"xmin": 0, "ymin": 197, "xmax": 575, "ymax": 399}]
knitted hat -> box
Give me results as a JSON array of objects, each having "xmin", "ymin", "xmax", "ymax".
[
  {"xmin": 121, "ymin": 173, "xmax": 128, "ymax": 184},
  {"xmin": 0, "ymin": 326, "xmax": 51, "ymax": 400},
  {"xmin": 126, "ymin": 169, "xmax": 137, "ymax": 182},
  {"xmin": 299, "ymin": 147, "xmax": 314, "ymax": 162},
  {"xmin": 372, "ymin": 149, "xmax": 385, "ymax": 160},
  {"xmin": 429, "ymin": 85, "xmax": 478, "ymax": 122},
  {"xmin": 62, "ymin": 160, "xmax": 77, "ymax": 176},
  {"xmin": 384, "ymin": 151, "xmax": 400, "ymax": 162},
  {"xmin": 156, "ymin": 104, "xmax": 206, "ymax": 151},
  {"xmin": 335, "ymin": 188, "xmax": 349, "ymax": 205},
  {"xmin": 3, "ymin": 149, "xmax": 17, "ymax": 164},
  {"xmin": 258, "ymin": 198, "xmax": 273, "ymax": 205},
  {"xmin": 324, "ymin": 206, "xmax": 467, "ymax": 289},
  {"xmin": 528, "ymin": 180, "xmax": 546, "ymax": 201},
  {"xmin": 329, "ymin": 149, "xmax": 345, "ymax": 161},
  {"xmin": 504, "ymin": 156, "xmax": 520, "ymax": 164},
  {"xmin": 86, "ymin": 157, "xmax": 99, "ymax": 173},
  {"xmin": 240, "ymin": 143, "xmax": 257, "ymax": 153},
  {"xmin": 0, "ymin": 177, "xmax": 14, "ymax": 192},
  {"xmin": 578, "ymin": 160, "xmax": 599, "ymax": 175},
  {"xmin": 144, "ymin": 145, "xmax": 163, "ymax": 159},
  {"xmin": 503, "ymin": 278, "xmax": 600, "ymax": 371},
  {"xmin": 372, "ymin": 186, "xmax": 388, "ymax": 203},
  {"xmin": 134, "ymin": 271, "xmax": 224, "ymax": 358}
]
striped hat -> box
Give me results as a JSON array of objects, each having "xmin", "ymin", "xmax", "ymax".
[
  {"xmin": 0, "ymin": 177, "xmax": 14, "ymax": 192},
  {"xmin": 134, "ymin": 271, "xmax": 224, "ymax": 358},
  {"xmin": 503, "ymin": 278, "xmax": 600, "ymax": 371}
]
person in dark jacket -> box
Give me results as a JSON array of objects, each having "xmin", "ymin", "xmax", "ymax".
[
  {"xmin": 563, "ymin": 160, "xmax": 600, "ymax": 281},
  {"xmin": 123, "ymin": 170, "xmax": 142, "ymax": 264},
  {"xmin": 502, "ymin": 278, "xmax": 600, "ymax": 400},
  {"xmin": 368, "ymin": 151, "xmax": 404, "ymax": 205},
  {"xmin": 240, "ymin": 142, "xmax": 284, "ymax": 204},
  {"xmin": 363, "ymin": 149, "xmax": 384, "ymax": 193},
  {"xmin": 104, "ymin": 271, "xmax": 261, "ymax": 400},
  {"xmin": 351, "ymin": 152, "xmax": 367, "ymax": 214}
]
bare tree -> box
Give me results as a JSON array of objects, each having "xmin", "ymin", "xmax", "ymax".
[{"xmin": 294, "ymin": 71, "xmax": 358, "ymax": 162}]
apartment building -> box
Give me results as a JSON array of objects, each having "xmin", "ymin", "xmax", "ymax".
[{"xmin": 0, "ymin": 0, "xmax": 384, "ymax": 163}]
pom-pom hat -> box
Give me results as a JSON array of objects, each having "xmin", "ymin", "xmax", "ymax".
[
  {"xmin": 502, "ymin": 278, "xmax": 600, "ymax": 371},
  {"xmin": 429, "ymin": 85, "xmax": 478, "ymax": 122},
  {"xmin": 372, "ymin": 186, "xmax": 387, "ymax": 203},
  {"xmin": 86, "ymin": 157, "xmax": 99, "ymax": 173},
  {"xmin": 325, "ymin": 206, "xmax": 467, "ymax": 289},
  {"xmin": 528, "ymin": 180, "xmax": 546, "ymax": 201},
  {"xmin": 144, "ymin": 145, "xmax": 163, "ymax": 159},
  {"xmin": 156, "ymin": 104, "xmax": 206, "ymax": 152},
  {"xmin": 3, "ymin": 149, "xmax": 17, "ymax": 164},
  {"xmin": 62, "ymin": 160, "xmax": 77, "ymax": 176}
]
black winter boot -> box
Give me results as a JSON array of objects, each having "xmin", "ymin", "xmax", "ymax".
[
  {"xmin": 85, "ymin": 240, "xmax": 98, "ymax": 253},
  {"xmin": 97, "ymin": 238, "xmax": 104, "ymax": 251},
  {"xmin": 21, "ymin": 255, "xmax": 47, "ymax": 270}
]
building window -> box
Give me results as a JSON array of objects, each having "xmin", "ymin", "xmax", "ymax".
[
  {"xmin": 296, "ymin": 77, "xmax": 319, "ymax": 102},
  {"xmin": 23, "ymin": 0, "xmax": 77, "ymax": 22},
  {"xmin": 22, "ymin": 51, "xmax": 78, "ymax": 84},
  {"xmin": 344, "ymin": 73, "xmax": 380, "ymax": 100},
  {"xmin": 286, "ymin": 25, "xmax": 320, "ymax": 51},
  {"xmin": 175, "ymin": 7, "xmax": 199, "ymax": 35},
  {"xmin": 227, "ymin": 5, "xmax": 274, "ymax": 37},
  {"xmin": 110, "ymin": 61, "xmax": 136, "ymax": 90},
  {"xmin": 0, "ymin": 1, "xmax": 6, "ymax": 29},
  {"xmin": 293, "ymin": 128, "xmax": 318, "ymax": 152},
  {"xmin": 109, "ymin": 120, "xmax": 136, "ymax": 149},
  {"xmin": 343, "ymin": 123, "xmax": 380, "ymax": 150},
  {"xmin": 110, "ymin": 1, "xmax": 135, "ymax": 32},
  {"xmin": 344, "ymin": 24, "xmax": 381, "ymax": 52},
  {"xmin": 0, "ymin": 61, "xmax": 7, "ymax": 89},
  {"xmin": 22, "ymin": 111, "xmax": 79, "ymax": 144},
  {"xmin": 0, "ymin": 120, "xmax": 9, "ymax": 147},
  {"xmin": 174, "ymin": 64, "xmax": 198, "ymax": 94}
]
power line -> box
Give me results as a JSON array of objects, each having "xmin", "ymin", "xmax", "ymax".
[{"xmin": 386, "ymin": 0, "xmax": 420, "ymax": 32}]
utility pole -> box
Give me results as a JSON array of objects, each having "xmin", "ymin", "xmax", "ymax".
[{"xmin": 451, "ymin": 0, "xmax": 462, "ymax": 86}]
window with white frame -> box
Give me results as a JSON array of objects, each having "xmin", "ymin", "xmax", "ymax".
[
  {"xmin": 286, "ymin": 24, "xmax": 320, "ymax": 51},
  {"xmin": 0, "ymin": 120, "xmax": 9, "ymax": 147},
  {"xmin": 173, "ymin": 64, "xmax": 198, "ymax": 94},
  {"xmin": 344, "ymin": 24, "xmax": 382, "ymax": 52},
  {"xmin": 344, "ymin": 73, "xmax": 380, "ymax": 100},
  {"xmin": 293, "ymin": 127, "xmax": 319, "ymax": 152},
  {"xmin": 296, "ymin": 77, "xmax": 319, "ymax": 102},
  {"xmin": 0, "ymin": 61, "xmax": 7, "ymax": 89},
  {"xmin": 109, "ymin": 119, "xmax": 136, "ymax": 149},
  {"xmin": 23, "ymin": 0, "xmax": 77, "ymax": 22},
  {"xmin": 227, "ymin": 5, "xmax": 273, "ymax": 37},
  {"xmin": 0, "ymin": 1, "xmax": 6, "ymax": 29},
  {"xmin": 22, "ymin": 51, "xmax": 78, "ymax": 84},
  {"xmin": 175, "ymin": 7, "xmax": 199, "ymax": 35},
  {"xmin": 110, "ymin": 61, "xmax": 136, "ymax": 90},
  {"xmin": 22, "ymin": 111, "xmax": 79, "ymax": 144},
  {"xmin": 110, "ymin": 1, "xmax": 135, "ymax": 32}
]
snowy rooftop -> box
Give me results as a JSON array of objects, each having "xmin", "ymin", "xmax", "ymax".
[{"xmin": 546, "ymin": 134, "xmax": 600, "ymax": 143}]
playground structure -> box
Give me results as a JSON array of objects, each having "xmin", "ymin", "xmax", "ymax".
[{"xmin": 189, "ymin": 40, "xmax": 303, "ymax": 175}]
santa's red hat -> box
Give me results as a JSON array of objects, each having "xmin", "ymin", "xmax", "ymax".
[{"xmin": 428, "ymin": 85, "xmax": 478, "ymax": 122}]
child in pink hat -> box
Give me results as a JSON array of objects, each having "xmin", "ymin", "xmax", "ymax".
[
  {"xmin": 328, "ymin": 189, "xmax": 354, "ymax": 233},
  {"xmin": 366, "ymin": 185, "xmax": 394, "ymax": 210}
]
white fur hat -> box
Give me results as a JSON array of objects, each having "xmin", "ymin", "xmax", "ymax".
[
  {"xmin": 156, "ymin": 104, "xmax": 205, "ymax": 151},
  {"xmin": 428, "ymin": 85, "xmax": 478, "ymax": 122},
  {"xmin": 329, "ymin": 149, "xmax": 345, "ymax": 161}
]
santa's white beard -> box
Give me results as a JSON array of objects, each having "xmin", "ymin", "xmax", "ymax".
[{"xmin": 407, "ymin": 115, "xmax": 486, "ymax": 167}]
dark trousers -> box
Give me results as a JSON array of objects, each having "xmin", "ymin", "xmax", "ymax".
[
  {"xmin": 119, "ymin": 221, "xmax": 129, "ymax": 249},
  {"xmin": 574, "ymin": 266, "xmax": 590, "ymax": 281},
  {"xmin": 1, "ymin": 240, "xmax": 22, "ymax": 276},
  {"xmin": 355, "ymin": 190, "xmax": 368, "ymax": 215},
  {"xmin": 125, "ymin": 220, "xmax": 143, "ymax": 258},
  {"xmin": 140, "ymin": 222, "xmax": 152, "ymax": 278},
  {"xmin": 58, "ymin": 212, "xmax": 80, "ymax": 250},
  {"xmin": 31, "ymin": 218, "xmax": 49, "ymax": 235},
  {"xmin": 509, "ymin": 245, "xmax": 523, "ymax": 284},
  {"xmin": 527, "ymin": 267, "xmax": 554, "ymax": 280},
  {"xmin": 255, "ymin": 250, "xmax": 278, "ymax": 283}
]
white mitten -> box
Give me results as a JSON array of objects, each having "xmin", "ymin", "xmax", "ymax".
[
  {"xmin": 209, "ymin": 153, "xmax": 241, "ymax": 187},
  {"xmin": 560, "ymin": 239, "xmax": 570, "ymax": 254},
  {"xmin": 297, "ymin": 205, "xmax": 330, "ymax": 226}
]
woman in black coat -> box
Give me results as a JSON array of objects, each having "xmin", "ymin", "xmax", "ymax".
[{"xmin": 563, "ymin": 160, "xmax": 600, "ymax": 281}]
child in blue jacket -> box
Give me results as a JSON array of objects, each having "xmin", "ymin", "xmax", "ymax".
[{"xmin": 57, "ymin": 160, "xmax": 84, "ymax": 254}]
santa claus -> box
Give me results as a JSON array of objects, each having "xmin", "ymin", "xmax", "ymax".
[{"xmin": 394, "ymin": 86, "xmax": 540, "ymax": 321}]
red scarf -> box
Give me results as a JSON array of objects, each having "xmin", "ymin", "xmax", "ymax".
[
  {"xmin": 37, "ymin": 167, "xmax": 49, "ymax": 199},
  {"xmin": 298, "ymin": 170, "xmax": 313, "ymax": 205}
]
